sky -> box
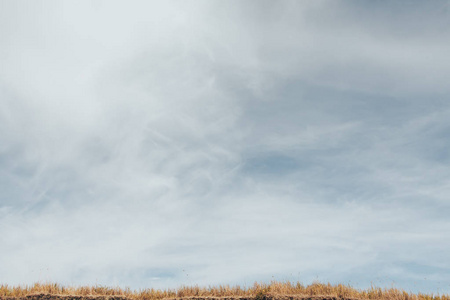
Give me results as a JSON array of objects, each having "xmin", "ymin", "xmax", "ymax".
[{"xmin": 1, "ymin": 0, "xmax": 450, "ymax": 294}]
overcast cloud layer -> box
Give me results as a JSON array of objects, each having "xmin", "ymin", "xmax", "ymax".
[{"xmin": 1, "ymin": 0, "xmax": 450, "ymax": 294}]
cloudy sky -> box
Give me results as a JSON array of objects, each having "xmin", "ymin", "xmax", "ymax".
[{"xmin": 1, "ymin": 0, "xmax": 450, "ymax": 294}]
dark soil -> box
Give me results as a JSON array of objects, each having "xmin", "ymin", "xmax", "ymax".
[
  {"xmin": 0, "ymin": 295, "xmax": 359, "ymax": 300},
  {"xmin": 0, "ymin": 295, "xmax": 128, "ymax": 300}
]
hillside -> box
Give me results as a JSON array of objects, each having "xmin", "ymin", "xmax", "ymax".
[{"xmin": 1, "ymin": 282, "xmax": 448, "ymax": 300}]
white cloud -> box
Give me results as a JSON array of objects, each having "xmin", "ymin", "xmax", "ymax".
[{"xmin": 1, "ymin": 0, "xmax": 450, "ymax": 294}]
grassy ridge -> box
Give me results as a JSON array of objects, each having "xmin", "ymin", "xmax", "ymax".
[{"xmin": 0, "ymin": 282, "xmax": 448, "ymax": 300}]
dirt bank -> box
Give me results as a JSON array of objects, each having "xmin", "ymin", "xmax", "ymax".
[
  {"xmin": 0, "ymin": 294, "xmax": 360, "ymax": 300},
  {"xmin": 0, "ymin": 295, "xmax": 128, "ymax": 300}
]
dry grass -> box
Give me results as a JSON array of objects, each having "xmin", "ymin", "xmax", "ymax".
[{"xmin": 0, "ymin": 281, "xmax": 448, "ymax": 300}]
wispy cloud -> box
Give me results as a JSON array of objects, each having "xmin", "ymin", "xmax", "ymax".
[{"xmin": 1, "ymin": 0, "xmax": 450, "ymax": 294}]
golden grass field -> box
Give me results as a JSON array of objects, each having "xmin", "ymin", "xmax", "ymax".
[{"xmin": 0, "ymin": 281, "xmax": 448, "ymax": 300}]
